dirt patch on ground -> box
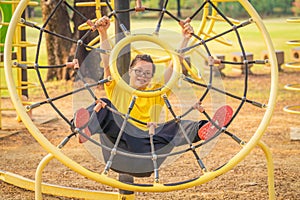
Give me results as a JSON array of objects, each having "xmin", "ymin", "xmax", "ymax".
[{"xmin": 1, "ymin": 71, "xmax": 300, "ymax": 200}]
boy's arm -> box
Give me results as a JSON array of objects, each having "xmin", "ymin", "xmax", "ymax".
[
  {"xmin": 96, "ymin": 16, "xmax": 111, "ymax": 79},
  {"xmin": 164, "ymin": 22, "xmax": 194, "ymax": 83}
]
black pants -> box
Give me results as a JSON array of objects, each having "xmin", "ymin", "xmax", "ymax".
[{"xmin": 85, "ymin": 98, "xmax": 206, "ymax": 177}]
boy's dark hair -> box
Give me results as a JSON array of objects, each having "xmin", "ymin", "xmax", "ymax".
[{"xmin": 130, "ymin": 54, "xmax": 156, "ymax": 74}]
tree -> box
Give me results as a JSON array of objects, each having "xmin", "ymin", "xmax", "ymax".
[
  {"xmin": 42, "ymin": 0, "xmax": 73, "ymax": 81},
  {"xmin": 71, "ymin": 0, "xmax": 103, "ymax": 81},
  {"xmin": 176, "ymin": 0, "xmax": 181, "ymax": 18},
  {"xmin": 42, "ymin": 0, "xmax": 107, "ymax": 81}
]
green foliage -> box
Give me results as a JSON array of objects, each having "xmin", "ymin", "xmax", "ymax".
[
  {"xmin": 135, "ymin": 0, "xmax": 294, "ymax": 18},
  {"xmin": 250, "ymin": 0, "xmax": 294, "ymax": 16},
  {"xmin": 273, "ymin": 0, "xmax": 294, "ymax": 14},
  {"xmin": 28, "ymin": 0, "xmax": 42, "ymax": 18}
]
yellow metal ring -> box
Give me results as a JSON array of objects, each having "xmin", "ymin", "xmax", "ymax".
[
  {"xmin": 284, "ymin": 62, "xmax": 300, "ymax": 69},
  {"xmin": 4, "ymin": 0, "xmax": 278, "ymax": 195},
  {"xmin": 283, "ymin": 105, "xmax": 300, "ymax": 114},
  {"xmin": 284, "ymin": 84, "xmax": 300, "ymax": 91},
  {"xmin": 132, "ymin": 47, "xmax": 171, "ymax": 64},
  {"xmin": 131, "ymin": 43, "xmax": 202, "ymax": 81},
  {"xmin": 109, "ymin": 34, "xmax": 181, "ymax": 97},
  {"xmin": 286, "ymin": 40, "xmax": 300, "ymax": 46},
  {"xmin": 287, "ymin": 17, "xmax": 300, "ymax": 23}
]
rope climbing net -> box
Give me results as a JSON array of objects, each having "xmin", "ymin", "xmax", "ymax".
[{"xmin": 4, "ymin": 0, "xmax": 278, "ymax": 195}]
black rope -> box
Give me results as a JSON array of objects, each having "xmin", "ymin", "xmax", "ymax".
[
  {"xmin": 183, "ymin": 76, "xmax": 266, "ymax": 108},
  {"xmin": 64, "ymin": 1, "xmax": 89, "ymax": 21},
  {"xmin": 190, "ymin": 1, "xmax": 208, "ymax": 20},
  {"xmin": 104, "ymin": 96, "xmax": 137, "ymax": 174},
  {"xmin": 42, "ymin": 0, "xmax": 64, "ymax": 28}
]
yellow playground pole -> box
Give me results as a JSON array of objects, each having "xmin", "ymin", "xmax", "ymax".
[
  {"xmin": 283, "ymin": 17, "xmax": 300, "ymax": 114},
  {"xmin": 0, "ymin": 0, "xmax": 38, "ymax": 129}
]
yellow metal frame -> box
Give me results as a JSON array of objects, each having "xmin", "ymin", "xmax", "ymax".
[
  {"xmin": 76, "ymin": 0, "xmax": 114, "ymax": 31},
  {"xmin": 0, "ymin": 169, "xmax": 122, "ymax": 200},
  {"xmin": 283, "ymin": 105, "xmax": 300, "ymax": 114},
  {"xmin": 284, "ymin": 17, "xmax": 300, "ymax": 115},
  {"xmin": 286, "ymin": 40, "xmax": 300, "ymax": 46},
  {"xmin": 284, "ymin": 62, "xmax": 300, "ymax": 69},
  {"xmin": 4, "ymin": 0, "xmax": 277, "ymax": 199},
  {"xmin": 191, "ymin": 1, "xmax": 237, "ymax": 47},
  {"xmin": 0, "ymin": 0, "xmax": 38, "ymax": 129},
  {"xmin": 83, "ymin": 0, "xmax": 235, "ymax": 81},
  {"xmin": 284, "ymin": 83, "xmax": 300, "ymax": 91},
  {"xmin": 109, "ymin": 34, "xmax": 181, "ymax": 97},
  {"xmin": 0, "ymin": 141, "xmax": 274, "ymax": 200},
  {"xmin": 286, "ymin": 17, "xmax": 300, "ymax": 23}
]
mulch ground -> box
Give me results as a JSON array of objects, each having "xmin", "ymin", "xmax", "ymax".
[{"xmin": 1, "ymin": 70, "xmax": 300, "ymax": 200}]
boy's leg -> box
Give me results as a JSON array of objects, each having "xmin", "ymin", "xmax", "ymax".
[
  {"xmin": 74, "ymin": 108, "xmax": 92, "ymax": 143},
  {"xmin": 73, "ymin": 98, "xmax": 146, "ymax": 146},
  {"xmin": 73, "ymin": 98, "xmax": 115, "ymax": 143},
  {"xmin": 198, "ymin": 105, "xmax": 233, "ymax": 140}
]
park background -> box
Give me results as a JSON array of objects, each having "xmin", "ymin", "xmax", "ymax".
[{"xmin": 1, "ymin": 0, "xmax": 300, "ymax": 199}]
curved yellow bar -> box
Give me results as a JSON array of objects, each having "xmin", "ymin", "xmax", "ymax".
[
  {"xmin": 0, "ymin": 1, "xmax": 38, "ymax": 6},
  {"xmin": 132, "ymin": 47, "xmax": 171, "ymax": 64},
  {"xmin": 78, "ymin": 18, "xmax": 98, "ymax": 31},
  {"xmin": 192, "ymin": 2, "xmax": 233, "ymax": 47},
  {"xmin": 0, "ymin": 169, "xmax": 119, "ymax": 199},
  {"xmin": 35, "ymin": 154, "xmax": 55, "ymax": 200},
  {"xmin": 181, "ymin": 56, "xmax": 202, "ymax": 81},
  {"xmin": 4, "ymin": 0, "xmax": 277, "ymax": 195},
  {"xmin": 204, "ymin": 1, "xmax": 233, "ymax": 46},
  {"xmin": 131, "ymin": 45, "xmax": 200, "ymax": 81},
  {"xmin": 286, "ymin": 40, "xmax": 300, "ymax": 46},
  {"xmin": 109, "ymin": 34, "xmax": 181, "ymax": 97},
  {"xmin": 284, "ymin": 62, "xmax": 300, "ymax": 69},
  {"xmin": 257, "ymin": 141, "xmax": 275, "ymax": 200},
  {"xmin": 286, "ymin": 17, "xmax": 300, "ymax": 23},
  {"xmin": 207, "ymin": 15, "xmax": 240, "ymax": 25},
  {"xmin": 283, "ymin": 105, "xmax": 300, "ymax": 114},
  {"xmin": 77, "ymin": 0, "xmax": 114, "ymax": 30},
  {"xmin": 284, "ymin": 84, "xmax": 300, "ymax": 91},
  {"xmin": 230, "ymin": 0, "xmax": 277, "ymax": 178},
  {"xmin": 0, "ymin": 41, "xmax": 37, "ymax": 47}
]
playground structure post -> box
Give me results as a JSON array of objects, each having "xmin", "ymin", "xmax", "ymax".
[
  {"xmin": 114, "ymin": 0, "xmax": 130, "ymax": 79},
  {"xmin": 114, "ymin": 0, "xmax": 134, "ymax": 197},
  {"xmin": 0, "ymin": 1, "xmax": 36, "ymax": 129},
  {"xmin": 21, "ymin": 11, "xmax": 28, "ymax": 97}
]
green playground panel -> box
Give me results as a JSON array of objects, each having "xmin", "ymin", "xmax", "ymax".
[{"xmin": 0, "ymin": 3, "xmax": 13, "ymax": 52}]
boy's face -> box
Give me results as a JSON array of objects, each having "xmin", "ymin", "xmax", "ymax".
[{"xmin": 129, "ymin": 60, "xmax": 153, "ymax": 90}]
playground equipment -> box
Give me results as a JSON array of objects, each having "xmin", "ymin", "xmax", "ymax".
[
  {"xmin": 283, "ymin": 17, "xmax": 300, "ymax": 115},
  {"xmin": 261, "ymin": 50, "xmax": 285, "ymax": 72},
  {"xmin": 3, "ymin": 0, "xmax": 278, "ymax": 199},
  {"xmin": 0, "ymin": 0, "xmax": 38, "ymax": 129}
]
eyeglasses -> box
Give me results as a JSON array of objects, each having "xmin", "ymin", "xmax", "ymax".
[{"xmin": 132, "ymin": 68, "xmax": 153, "ymax": 78}]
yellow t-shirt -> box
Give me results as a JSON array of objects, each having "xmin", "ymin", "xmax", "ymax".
[{"xmin": 105, "ymin": 80, "xmax": 168, "ymax": 130}]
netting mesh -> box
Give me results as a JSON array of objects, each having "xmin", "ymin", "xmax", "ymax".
[{"xmin": 17, "ymin": 0, "xmax": 271, "ymax": 184}]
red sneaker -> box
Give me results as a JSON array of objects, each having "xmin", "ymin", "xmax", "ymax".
[
  {"xmin": 74, "ymin": 108, "xmax": 91, "ymax": 143},
  {"xmin": 198, "ymin": 105, "xmax": 233, "ymax": 140}
]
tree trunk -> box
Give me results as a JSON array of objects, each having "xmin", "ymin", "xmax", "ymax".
[
  {"xmin": 41, "ymin": 0, "xmax": 73, "ymax": 81},
  {"xmin": 177, "ymin": 0, "xmax": 181, "ymax": 18},
  {"xmin": 42, "ymin": 0, "xmax": 106, "ymax": 81},
  {"xmin": 72, "ymin": 0, "xmax": 102, "ymax": 82},
  {"xmin": 159, "ymin": 0, "xmax": 164, "ymax": 9}
]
